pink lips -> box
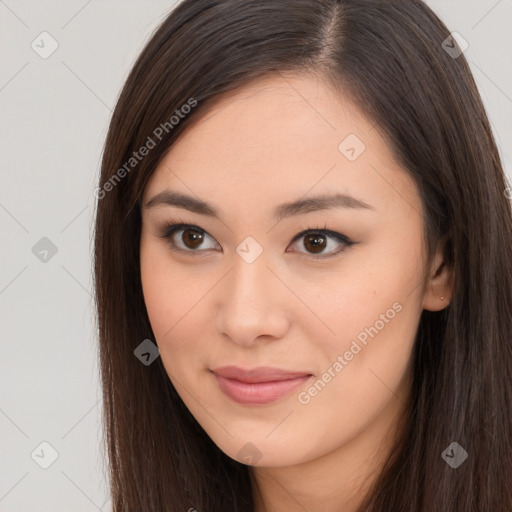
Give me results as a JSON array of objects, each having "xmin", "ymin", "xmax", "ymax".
[{"xmin": 211, "ymin": 366, "xmax": 313, "ymax": 405}]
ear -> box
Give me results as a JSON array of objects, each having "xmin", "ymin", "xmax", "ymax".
[{"xmin": 422, "ymin": 236, "xmax": 454, "ymax": 312}]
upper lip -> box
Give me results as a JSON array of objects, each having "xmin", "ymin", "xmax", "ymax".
[{"xmin": 211, "ymin": 366, "xmax": 312, "ymax": 383}]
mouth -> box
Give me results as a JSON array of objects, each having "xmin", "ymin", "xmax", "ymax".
[{"xmin": 210, "ymin": 366, "xmax": 313, "ymax": 405}]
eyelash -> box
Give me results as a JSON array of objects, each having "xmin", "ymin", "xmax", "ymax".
[{"xmin": 157, "ymin": 218, "xmax": 355, "ymax": 259}]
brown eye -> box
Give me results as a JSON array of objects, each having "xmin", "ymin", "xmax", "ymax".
[
  {"xmin": 160, "ymin": 222, "xmax": 353, "ymax": 259},
  {"xmin": 303, "ymin": 233, "xmax": 327, "ymax": 253},
  {"xmin": 160, "ymin": 223, "xmax": 220, "ymax": 253},
  {"xmin": 181, "ymin": 228, "xmax": 205, "ymax": 249},
  {"xmin": 288, "ymin": 227, "xmax": 353, "ymax": 258}
]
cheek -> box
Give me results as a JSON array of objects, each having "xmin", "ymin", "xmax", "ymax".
[
  {"xmin": 140, "ymin": 242, "xmax": 183, "ymax": 356},
  {"xmin": 296, "ymin": 281, "xmax": 418, "ymax": 442},
  {"xmin": 140, "ymin": 236, "xmax": 199, "ymax": 334},
  {"xmin": 306, "ymin": 235, "xmax": 424, "ymax": 384},
  {"xmin": 140, "ymin": 246, "xmax": 175, "ymax": 336},
  {"xmin": 140, "ymin": 239, "xmax": 216, "ymax": 375}
]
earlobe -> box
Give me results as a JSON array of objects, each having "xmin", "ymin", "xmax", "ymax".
[{"xmin": 422, "ymin": 239, "xmax": 454, "ymax": 312}]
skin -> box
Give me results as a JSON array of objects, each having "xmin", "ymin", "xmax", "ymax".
[{"xmin": 139, "ymin": 72, "xmax": 453, "ymax": 512}]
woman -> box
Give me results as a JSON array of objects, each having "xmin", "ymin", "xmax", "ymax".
[{"xmin": 93, "ymin": 0, "xmax": 512, "ymax": 510}]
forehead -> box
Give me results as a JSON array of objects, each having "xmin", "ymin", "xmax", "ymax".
[{"xmin": 143, "ymin": 73, "xmax": 421, "ymax": 223}]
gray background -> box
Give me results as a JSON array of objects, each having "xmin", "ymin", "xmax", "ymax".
[{"xmin": 1, "ymin": 1, "xmax": 511, "ymax": 510}]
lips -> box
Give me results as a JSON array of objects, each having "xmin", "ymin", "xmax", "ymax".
[
  {"xmin": 211, "ymin": 365, "xmax": 311, "ymax": 383},
  {"xmin": 210, "ymin": 366, "xmax": 313, "ymax": 405}
]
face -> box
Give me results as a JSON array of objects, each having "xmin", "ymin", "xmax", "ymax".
[{"xmin": 139, "ymin": 72, "xmax": 446, "ymax": 468}]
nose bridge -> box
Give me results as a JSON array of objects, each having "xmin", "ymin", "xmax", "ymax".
[
  {"xmin": 227, "ymin": 251, "xmax": 273, "ymax": 315},
  {"xmin": 215, "ymin": 250, "xmax": 289, "ymax": 344}
]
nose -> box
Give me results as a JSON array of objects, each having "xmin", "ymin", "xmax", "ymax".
[{"xmin": 214, "ymin": 254, "xmax": 290, "ymax": 347}]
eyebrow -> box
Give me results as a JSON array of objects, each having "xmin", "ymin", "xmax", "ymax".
[{"xmin": 144, "ymin": 190, "xmax": 375, "ymax": 222}]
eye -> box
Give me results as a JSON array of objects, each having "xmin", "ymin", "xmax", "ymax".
[
  {"xmin": 287, "ymin": 223, "xmax": 354, "ymax": 259},
  {"xmin": 159, "ymin": 222, "xmax": 220, "ymax": 254},
  {"xmin": 158, "ymin": 219, "xmax": 354, "ymax": 259}
]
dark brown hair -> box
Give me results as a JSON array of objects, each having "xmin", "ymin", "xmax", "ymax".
[{"xmin": 93, "ymin": 0, "xmax": 512, "ymax": 510}]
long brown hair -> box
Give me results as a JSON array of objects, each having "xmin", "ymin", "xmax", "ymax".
[{"xmin": 93, "ymin": 0, "xmax": 512, "ymax": 510}]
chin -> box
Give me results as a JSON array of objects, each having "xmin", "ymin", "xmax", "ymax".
[{"xmin": 215, "ymin": 436, "xmax": 308, "ymax": 468}]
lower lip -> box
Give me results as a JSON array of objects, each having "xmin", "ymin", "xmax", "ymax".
[{"xmin": 213, "ymin": 373, "xmax": 312, "ymax": 405}]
